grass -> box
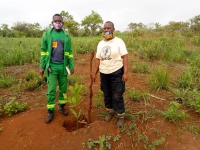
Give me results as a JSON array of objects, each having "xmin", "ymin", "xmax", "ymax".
[
  {"xmin": 148, "ymin": 67, "xmax": 171, "ymax": 90},
  {"xmin": 162, "ymin": 101, "xmax": 188, "ymax": 125}
]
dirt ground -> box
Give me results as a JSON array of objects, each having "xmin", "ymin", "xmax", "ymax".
[{"xmin": 0, "ymin": 53, "xmax": 200, "ymax": 150}]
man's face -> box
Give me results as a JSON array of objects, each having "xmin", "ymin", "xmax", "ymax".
[
  {"xmin": 52, "ymin": 16, "xmax": 63, "ymax": 30},
  {"xmin": 103, "ymin": 22, "xmax": 115, "ymax": 33},
  {"xmin": 53, "ymin": 16, "xmax": 63, "ymax": 24}
]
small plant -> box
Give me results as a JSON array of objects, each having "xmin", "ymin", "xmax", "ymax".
[
  {"xmin": 190, "ymin": 91, "xmax": 200, "ymax": 114},
  {"xmin": 171, "ymin": 88, "xmax": 190, "ymax": 104},
  {"xmin": 183, "ymin": 125, "xmax": 200, "ymax": 135},
  {"xmin": 67, "ymin": 82, "xmax": 87, "ymax": 127},
  {"xmin": 93, "ymin": 90, "xmax": 104, "ymax": 108},
  {"xmin": 144, "ymin": 137, "xmax": 165, "ymax": 150},
  {"xmin": 0, "ymin": 103, "xmax": 3, "ymax": 116},
  {"xmin": 11, "ymin": 79, "xmax": 22, "ymax": 97},
  {"xmin": 67, "ymin": 82, "xmax": 83, "ymax": 107},
  {"xmin": 24, "ymin": 70, "xmax": 43, "ymax": 91},
  {"xmin": 68, "ymin": 75, "xmax": 83, "ymax": 85},
  {"xmin": 128, "ymin": 89, "xmax": 143, "ymax": 101},
  {"xmin": 148, "ymin": 67, "xmax": 171, "ymax": 90},
  {"xmin": 87, "ymin": 135, "xmax": 112, "ymax": 150},
  {"xmin": 176, "ymin": 70, "xmax": 193, "ymax": 89},
  {"xmin": 4, "ymin": 99, "xmax": 27, "ymax": 116},
  {"xmin": 132, "ymin": 61, "xmax": 150, "ymax": 74},
  {"xmin": 79, "ymin": 58, "xmax": 86, "ymax": 65},
  {"xmin": 162, "ymin": 101, "xmax": 188, "ymax": 124},
  {"xmin": 113, "ymin": 135, "xmax": 121, "ymax": 142},
  {"xmin": 0, "ymin": 66, "xmax": 14, "ymax": 88},
  {"xmin": 128, "ymin": 89, "xmax": 150, "ymax": 104}
]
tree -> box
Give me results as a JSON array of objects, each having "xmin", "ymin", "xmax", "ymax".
[
  {"xmin": 127, "ymin": 22, "xmax": 147, "ymax": 37},
  {"xmin": 128, "ymin": 22, "xmax": 146, "ymax": 31},
  {"xmin": 60, "ymin": 11, "xmax": 80, "ymax": 37},
  {"xmin": 11, "ymin": 22, "xmax": 29, "ymax": 37},
  {"xmin": 167, "ymin": 21, "xmax": 189, "ymax": 31},
  {"xmin": 190, "ymin": 15, "xmax": 200, "ymax": 32},
  {"xmin": 11, "ymin": 22, "xmax": 42, "ymax": 37},
  {"xmin": 0, "ymin": 24, "xmax": 11, "ymax": 37},
  {"xmin": 81, "ymin": 10, "xmax": 103, "ymax": 36}
]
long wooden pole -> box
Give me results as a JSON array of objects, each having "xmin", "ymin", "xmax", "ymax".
[{"xmin": 88, "ymin": 51, "xmax": 94, "ymax": 123}]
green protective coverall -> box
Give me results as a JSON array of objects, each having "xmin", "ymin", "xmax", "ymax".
[{"xmin": 39, "ymin": 28, "xmax": 74, "ymax": 112}]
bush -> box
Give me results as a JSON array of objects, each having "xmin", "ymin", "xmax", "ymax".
[
  {"xmin": 24, "ymin": 70, "xmax": 43, "ymax": 91},
  {"xmin": 4, "ymin": 99, "xmax": 27, "ymax": 116}
]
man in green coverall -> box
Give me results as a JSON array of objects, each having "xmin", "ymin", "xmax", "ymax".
[{"xmin": 39, "ymin": 14, "xmax": 74, "ymax": 123}]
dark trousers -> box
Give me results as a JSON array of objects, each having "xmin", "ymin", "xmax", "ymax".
[{"xmin": 100, "ymin": 67, "xmax": 125, "ymax": 114}]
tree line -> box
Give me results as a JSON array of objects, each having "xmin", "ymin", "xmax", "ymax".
[{"xmin": 0, "ymin": 10, "xmax": 199, "ymax": 38}]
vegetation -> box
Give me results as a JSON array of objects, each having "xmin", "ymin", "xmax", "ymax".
[
  {"xmin": 0, "ymin": 12, "xmax": 200, "ymax": 149},
  {"xmin": 4, "ymin": 99, "xmax": 27, "ymax": 116}
]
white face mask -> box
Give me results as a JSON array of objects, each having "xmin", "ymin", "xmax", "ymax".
[{"xmin": 53, "ymin": 22, "xmax": 63, "ymax": 30}]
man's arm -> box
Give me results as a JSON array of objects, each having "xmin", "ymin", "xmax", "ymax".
[{"xmin": 121, "ymin": 54, "xmax": 128, "ymax": 82}]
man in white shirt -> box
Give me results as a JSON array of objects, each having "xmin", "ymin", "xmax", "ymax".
[{"xmin": 92, "ymin": 21, "xmax": 128, "ymax": 127}]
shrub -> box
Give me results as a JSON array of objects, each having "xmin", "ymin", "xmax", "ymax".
[
  {"xmin": 24, "ymin": 70, "xmax": 43, "ymax": 91},
  {"xmin": 162, "ymin": 101, "xmax": 188, "ymax": 124},
  {"xmin": 132, "ymin": 61, "xmax": 150, "ymax": 74},
  {"xmin": 4, "ymin": 99, "xmax": 27, "ymax": 116},
  {"xmin": 148, "ymin": 67, "xmax": 171, "ymax": 90},
  {"xmin": 0, "ymin": 67, "xmax": 14, "ymax": 88}
]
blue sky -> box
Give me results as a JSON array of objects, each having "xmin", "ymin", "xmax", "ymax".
[{"xmin": 0, "ymin": 0, "xmax": 200, "ymax": 31}]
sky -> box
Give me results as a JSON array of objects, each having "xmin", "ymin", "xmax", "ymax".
[{"xmin": 0, "ymin": 0, "xmax": 200, "ymax": 31}]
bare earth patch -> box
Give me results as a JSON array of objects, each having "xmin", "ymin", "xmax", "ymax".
[{"xmin": 0, "ymin": 53, "xmax": 200, "ymax": 150}]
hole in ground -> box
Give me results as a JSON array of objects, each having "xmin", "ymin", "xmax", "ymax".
[{"xmin": 62, "ymin": 114, "xmax": 88, "ymax": 132}]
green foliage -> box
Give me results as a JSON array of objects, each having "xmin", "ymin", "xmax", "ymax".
[
  {"xmin": 132, "ymin": 61, "xmax": 150, "ymax": 74},
  {"xmin": 87, "ymin": 135, "xmax": 114, "ymax": 150},
  {"xmin": 162, "ymin": 101, "xmax": 188, "ymax": 124},
  {"xmin": 184, "ymin": 125, "xmax": 200, "ymax": 135},
  {"xmin": 67, "ymin": 82, "xmax": 85, "ymax": 124},
  {"xmin": 144, "ymin": 138, "xmax": 165, "ymax": 150},
  {"xmin": 24, "ymin": 70, "xmax": 43, "ymax": 91},
  {"xmin": 4, "ymin": 99, "xmax": 27, "ymax": 116},
  {"xmin": 67, "ymin": 82, "xmax": 83, "ymax": 107},
  {"xmin": 128, "ymin": 89, "xmax": 146, "ymax": 101},
  {"xmin": 60, "ymin": 11, "xmax": 80, "ymax": 37},
  {"xmin": 0, "ymin": 66, "xmax": 14, "ymax": 88},
  {"xmin": 148, "ymin": 67, "xmax": 170, "ymax": 90},
  {"xmin": 81, "ymin": 10, "xmax": 103, "ymax": 36},
  {"xmin": 68, "ymin": 75, "xmax": 86, "ymax": 85},
  {"xmin": 176, "ymin": 70, "xmax": 193, "ymax": 89},
  {"xmin": 190, "ymin": 91, "xmax": 200, "ymax": 114},
  {"xmin": 0, "ymin": 38, "xmax": 40, "ymax": 66},
  {"xmin": 0, "ymin": 103, "xmax": 3, "ymax": 116},
  {"xmin": 171, "ymin": 88, "xmax": 191, "ymax": 104},
  {"xmin": 191, "ymin": 36, "xmax": 200, "ymax": 46},
  {"xmin": 113, "ymin": 135, "xmax": 121, "ymax": 142},
  {"xmin": 72, "ymin": 37, "xmax": 100, "ymax": 54},
  {"xmin": 11, "ymin": 79, "xmax": 23, "ymax": 97},
  {"xmin": 93, "ymin": 90, "xmax": 104, "ymax": 108}
]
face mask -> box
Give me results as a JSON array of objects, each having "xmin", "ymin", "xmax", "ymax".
[
  {"xmin": 102, "ymin": 31, "xmax": 113, "ymax": 40},
  {"xmin": 53, "ymin": 22, "xmax": 63, "ymax": 30}
]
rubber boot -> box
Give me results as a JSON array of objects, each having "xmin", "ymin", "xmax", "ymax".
[
  {"xmin": 58, "ymin": 104, "xmax": 68, "ymax": 116},
  {"xmin": 116, "ymin": 113, "xmax": 125, "ymax": 127},
  {"xmin": 105, "ymin": 111, "xmax": 115, "ymax": 122},
  {"xmin": 45, "ymin": 110, "xmax": 54, "ymax": 124}
]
